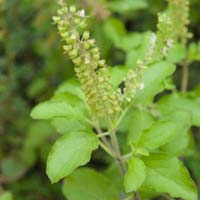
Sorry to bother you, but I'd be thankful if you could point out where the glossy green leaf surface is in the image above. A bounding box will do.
[158,93,200,126]
[124,157,146,192]
[141,154,198,200]
[135,61,176,104]
[46,131,98,183]
[137,111,191,150]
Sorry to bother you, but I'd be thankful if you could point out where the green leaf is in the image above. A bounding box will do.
[0,192,13,200]
[158,93,200,126]
[109,65,129,88]
[24,121,53,149]
[21,121,54,165]
[108,0,147,14]
[137,111,191,151]
[51,117,91,134]
[160,130,192,156]
[124,157,146,192]
[55,79,85,100]
[103,18,126,46]
[141,154,198,200]
[167,43,186,63]
[116,33,143,52]
[127,108,155,143]
[31,93,87,120]
[125,32,152,67]
[46,131,98,183]
[62,168,119,200]
[187,42,200,62]
[104,162,124,192]
[135,61,176,104]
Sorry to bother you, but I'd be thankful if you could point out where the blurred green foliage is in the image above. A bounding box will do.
[0,0,200,199]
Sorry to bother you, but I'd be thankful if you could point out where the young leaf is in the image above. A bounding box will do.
[62,168,119,200]
[46,131,98,183]
[158,93,200,126]
[137,111,191,151]
[141,154,198,200]
[124,157,146,192]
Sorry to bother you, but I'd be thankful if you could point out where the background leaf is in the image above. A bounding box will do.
[0,192,13,200]
[108,0,148,14]
[62,168,119,200]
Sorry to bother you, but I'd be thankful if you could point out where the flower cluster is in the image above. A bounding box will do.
[168,0,191,44]
[122,60,146,103]
[53,3,121,119]
[150,13,174,61]
[122,13,174,104]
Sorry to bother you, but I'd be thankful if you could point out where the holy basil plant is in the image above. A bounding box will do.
[31,0,199,199]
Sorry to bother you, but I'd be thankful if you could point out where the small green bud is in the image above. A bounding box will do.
[93,54,100,61]
[79,21,87,29]
[91,48,99,54]
[52,16,61,23]
[68,34,77,43]
[61,32,69,39]
[69,49,78,58]
[57,9,64,15]
[58,25,66,33]
[102,95,108,101]
[98,60,105,66]
[87,39,95,46]
[108,109,114,114]
[74,18,81,25]
[69,5,76,13]
[83,31,90,40]
[83,70,90,76]
[84,57,90,64]
[63,45,72,52]
[83,41,90,50]
[73,57,82,65]
[98,77,104,83]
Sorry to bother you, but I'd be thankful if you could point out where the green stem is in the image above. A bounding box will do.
[97,132,110,138]
[181,60,189,92]
[133,192,140,200]
[110,130,126,175]
[99,141,114,157]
